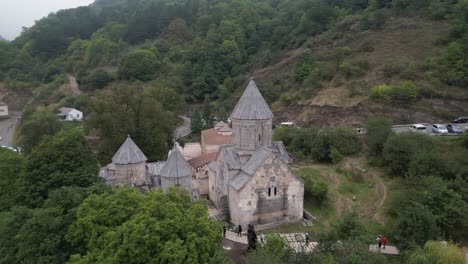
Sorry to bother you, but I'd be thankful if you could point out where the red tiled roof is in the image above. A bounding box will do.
[187,152,217,169]
[201,128,233,146]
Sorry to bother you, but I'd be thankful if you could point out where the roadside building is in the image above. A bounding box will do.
[0,101,8,117]
[57,107,83,121]
[201,121,233,154]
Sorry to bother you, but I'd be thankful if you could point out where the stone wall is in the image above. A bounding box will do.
[228,153,304,226]
[232,119,272,151]
[114,162,147,186]
[161,175,192,193]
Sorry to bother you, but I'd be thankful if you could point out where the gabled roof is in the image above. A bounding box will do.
[146,161,166,176]
[230,80,274,120]
[241,147,272,175]
[187,152,217,169]
[160,147,193,178]
[271,141,291,164]
[112,136,147,164]
[229,171,252,191]
[219,145,241,170]
[58,107,80,115]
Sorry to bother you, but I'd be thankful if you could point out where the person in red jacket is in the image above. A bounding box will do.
[382,236,387,249]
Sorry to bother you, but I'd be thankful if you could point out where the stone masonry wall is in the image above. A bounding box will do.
[228,153,304,226]
[232,119,272,151]
[114,162,147,186]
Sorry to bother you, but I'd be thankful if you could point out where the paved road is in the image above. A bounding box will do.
[176,116,191,139]
[392,123,467,136]
[0,112,21,147]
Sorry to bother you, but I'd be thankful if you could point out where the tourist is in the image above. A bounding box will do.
[223,224,226,238]
[305,233,309,245]
[382,235,387,249]
[260,232,265,244]
[238,225,242,237]
[377,235,382,250]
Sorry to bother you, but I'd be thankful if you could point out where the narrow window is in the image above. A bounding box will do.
[268,188,271,196]
[258,134,261,142]
[274,187,277,196]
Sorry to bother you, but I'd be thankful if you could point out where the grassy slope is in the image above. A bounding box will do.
[251,17,468,126]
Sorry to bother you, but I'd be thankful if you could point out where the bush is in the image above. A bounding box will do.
[338,60,369,79]
[365,117,393,158]
[381,63,404,78]
[370,81,418,104]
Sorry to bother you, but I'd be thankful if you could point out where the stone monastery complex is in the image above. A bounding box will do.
[100,80,304,227]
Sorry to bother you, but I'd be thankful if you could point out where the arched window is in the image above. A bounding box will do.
[268,187,271,197]
[274,187,277,196]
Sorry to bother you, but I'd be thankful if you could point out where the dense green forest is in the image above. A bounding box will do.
[0,0,467,108]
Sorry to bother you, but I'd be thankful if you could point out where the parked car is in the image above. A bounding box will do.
[446,124,464,134]
[432,124,448,134]
[410,124,427,134]
[452,116,468,123]
[0,135,2,141]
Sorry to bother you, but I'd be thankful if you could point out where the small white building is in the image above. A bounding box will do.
[0,101,8,117]
[57,107,83,121]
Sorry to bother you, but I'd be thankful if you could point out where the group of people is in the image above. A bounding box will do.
[222,224,266,250]
[376,235,388,250]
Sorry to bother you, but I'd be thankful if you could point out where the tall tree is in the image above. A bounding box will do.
[67,188,222,263]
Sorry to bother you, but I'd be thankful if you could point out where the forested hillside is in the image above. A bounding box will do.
[0,0,467,124]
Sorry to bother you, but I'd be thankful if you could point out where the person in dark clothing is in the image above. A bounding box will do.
[238,225,242,237]
[223,225,226,238]
[247,225,257,251]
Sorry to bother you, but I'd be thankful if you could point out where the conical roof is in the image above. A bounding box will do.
[160,146,193,178]
[230,80,274,120]
[112,136,147,164]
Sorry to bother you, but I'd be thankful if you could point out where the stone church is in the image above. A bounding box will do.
[99,80,304,227]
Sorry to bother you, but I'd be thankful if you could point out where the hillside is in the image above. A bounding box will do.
[0,0,467,125]
[0,35,6,42]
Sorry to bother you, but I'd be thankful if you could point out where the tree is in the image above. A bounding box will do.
[18,129,101,207]
[117,49,159,81]
[405,241,465,264]
[19,109,62,153]
[67,188,222,263]
[86,83,179,162]
[190,110,203,133]
[365,117,393,158]
[394,202,439,251]
[0,149,23,211]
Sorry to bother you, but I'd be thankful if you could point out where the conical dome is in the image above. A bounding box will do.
[160,147,192,178]
[112,136,147,164]
[230,80,274,120]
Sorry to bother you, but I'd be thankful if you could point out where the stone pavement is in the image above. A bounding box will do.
[278,233,317,253]
[224,230,400,255]
[369,244,400,255]
[225,230,248,244]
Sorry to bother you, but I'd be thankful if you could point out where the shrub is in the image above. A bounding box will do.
[381,63,404,78]
[365,117,393,158]
[370,81,418,103]
[338,60,369,79]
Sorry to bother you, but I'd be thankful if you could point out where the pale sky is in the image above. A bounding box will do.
[0,0,95,40]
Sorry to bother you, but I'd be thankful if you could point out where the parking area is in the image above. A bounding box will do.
[392,123,467,136]
[0,111,21,147]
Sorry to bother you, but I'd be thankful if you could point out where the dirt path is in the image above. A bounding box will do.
[66,74,81,96]
[348,158,387,221]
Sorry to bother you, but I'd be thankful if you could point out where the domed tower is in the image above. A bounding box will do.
[112,135,148,186]
[230,80,274,151]
[160,146,193,193]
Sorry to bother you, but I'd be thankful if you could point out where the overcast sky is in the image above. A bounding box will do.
[0,0,95,40]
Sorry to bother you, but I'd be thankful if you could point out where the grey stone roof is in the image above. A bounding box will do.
[207,161,218,172]
[146,161,166,176]
[220,145,241,169]
[271,141,291,164]
[241,147,272,175]
[229,171,252,191]
[160,147,193,178]
[112,136,148,165]
[230,80,274,120]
